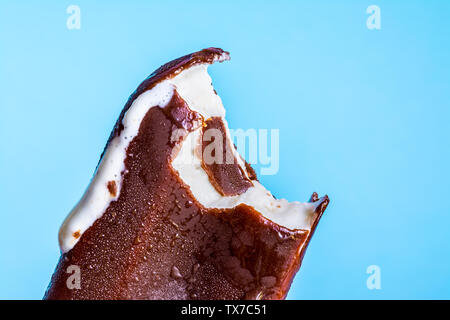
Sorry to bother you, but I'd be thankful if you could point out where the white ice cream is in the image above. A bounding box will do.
[59,60,319,253]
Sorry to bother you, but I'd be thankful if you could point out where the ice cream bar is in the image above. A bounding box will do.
[44,48,329,300]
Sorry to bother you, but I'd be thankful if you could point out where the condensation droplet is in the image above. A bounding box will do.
[170,266,182,279]
[192,263,200,274]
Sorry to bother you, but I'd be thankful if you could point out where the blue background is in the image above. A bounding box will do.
[1,1,449,299]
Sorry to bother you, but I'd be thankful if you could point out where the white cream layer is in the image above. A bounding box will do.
[59,62,318,253]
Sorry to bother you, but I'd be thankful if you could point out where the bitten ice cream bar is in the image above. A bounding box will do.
[44,48,329,300]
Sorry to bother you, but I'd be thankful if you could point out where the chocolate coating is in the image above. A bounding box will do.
[201,117,253,196]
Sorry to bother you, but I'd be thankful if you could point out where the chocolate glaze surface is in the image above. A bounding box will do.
[45,48,329,300]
